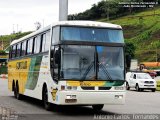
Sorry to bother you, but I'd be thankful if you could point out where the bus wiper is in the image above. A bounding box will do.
[81,61,94,80]
[99,63,112,80]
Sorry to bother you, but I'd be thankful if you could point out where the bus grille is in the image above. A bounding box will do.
[81,87,95,90]
[98,87,112,90]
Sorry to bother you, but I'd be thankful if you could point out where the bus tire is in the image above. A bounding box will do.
[92,104,104,111]
[42,85,51,111]
[13,81,17,98]
[16,82,23,100]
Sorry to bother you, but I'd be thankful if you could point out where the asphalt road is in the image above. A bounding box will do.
[0,78,160,120]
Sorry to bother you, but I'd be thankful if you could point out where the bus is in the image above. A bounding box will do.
[8,21,125,111]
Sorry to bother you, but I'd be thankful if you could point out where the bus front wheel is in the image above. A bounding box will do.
[92,104,104,111]
[43,86,51,111]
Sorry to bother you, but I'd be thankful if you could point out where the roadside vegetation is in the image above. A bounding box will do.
[69,0,160,62]
[109,7,160,62]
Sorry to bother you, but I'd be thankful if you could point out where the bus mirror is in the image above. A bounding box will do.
[55,50,60,64]
[51,58,54,62]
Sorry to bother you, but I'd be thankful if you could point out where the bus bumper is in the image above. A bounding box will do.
[56,91,125,105]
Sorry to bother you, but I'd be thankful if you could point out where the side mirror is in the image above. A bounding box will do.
[55,50,60,65]
[51,58,54,62]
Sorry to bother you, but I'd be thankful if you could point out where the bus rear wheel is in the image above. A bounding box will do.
[13,83,17,98]
[15,82,23,100]
[92,104,104,111]
[43,86,51,111]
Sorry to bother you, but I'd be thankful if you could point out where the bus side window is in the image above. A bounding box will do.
[42,34,46,52]
[45,31,50,51]
[39,34,43,53]
[34,36,41,54]
[16,43,21,57]
[32,37,35,54]
[41,31,50,52]
[27,38,33,55]
[21,41,27,56]
[9,46,12,59]
[12,45,16,58]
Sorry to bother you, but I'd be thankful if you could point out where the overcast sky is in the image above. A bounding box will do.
[0,0,101,35]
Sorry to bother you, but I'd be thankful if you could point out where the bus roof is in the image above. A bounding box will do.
[11,21,122,46]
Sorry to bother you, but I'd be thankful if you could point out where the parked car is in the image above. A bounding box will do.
[126,72,156,92]
[147,71,157,78]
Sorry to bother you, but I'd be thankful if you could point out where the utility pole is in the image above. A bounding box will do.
[59,0,68,21]
[17,24,18,33]
[13,24,15,34]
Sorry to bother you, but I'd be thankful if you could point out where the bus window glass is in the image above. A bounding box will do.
[34,36,41,54]
[27,39,33,55]
[60,45,124,80]
[61,27,124,43]
[12,45,16,58]
[45,31,50,51]
[9,47,12,59]
[21,41,26,56]
[16,43,21,57]
[42,34,46,52]
[97,46,124,80]
[52,27,60,45]
[61,45,95,80]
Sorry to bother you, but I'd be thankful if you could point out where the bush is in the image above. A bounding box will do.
[0,65,8,74]
[0,50,6,55]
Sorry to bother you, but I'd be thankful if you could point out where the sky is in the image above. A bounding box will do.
[0,0,101,35]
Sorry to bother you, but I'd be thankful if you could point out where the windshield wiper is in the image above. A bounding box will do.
[81,61,94,80]
[98,63,112,80]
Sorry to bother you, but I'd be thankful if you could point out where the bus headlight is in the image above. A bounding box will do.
[72,86,77,90]
[61,85,66,90]
[67,86,72,90]
[66,95,76,99]
[66,86,77,90]
[114,86,124,90]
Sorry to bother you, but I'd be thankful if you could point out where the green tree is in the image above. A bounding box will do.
[125,43,135,58]
[0,50,6,55]
[125,43,135,71]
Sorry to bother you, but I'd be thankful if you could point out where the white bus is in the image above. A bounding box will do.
[8,21,125,111]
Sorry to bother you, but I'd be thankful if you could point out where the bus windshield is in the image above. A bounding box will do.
[61,45,124,81]
[61,27,124,43]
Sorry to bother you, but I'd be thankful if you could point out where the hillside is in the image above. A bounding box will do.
[0,32,32,50]
[99,7,160,62]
